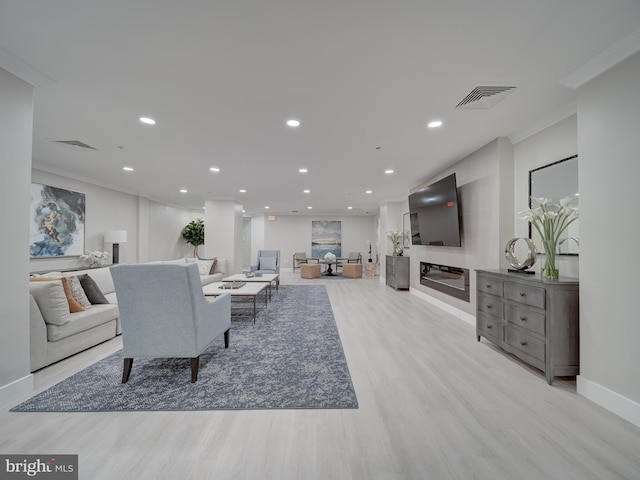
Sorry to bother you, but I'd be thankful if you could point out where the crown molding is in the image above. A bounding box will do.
[508,101,576,145]
[562,27,640,89]
[0,47,53,87]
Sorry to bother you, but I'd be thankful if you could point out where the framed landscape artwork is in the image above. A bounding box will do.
[29,183,86,257]
[311,220,342,258]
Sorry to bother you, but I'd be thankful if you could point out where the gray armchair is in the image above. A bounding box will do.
[110,263,231,383]
[250,250,280,275]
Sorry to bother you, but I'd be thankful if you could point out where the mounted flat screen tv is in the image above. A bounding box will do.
[408,173,462,247]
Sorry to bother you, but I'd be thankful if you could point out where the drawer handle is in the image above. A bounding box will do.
[520,316,527,322]
[520,341,527,346]
[486,284,492,288]
[487,325,493,329]
[519,292,526,297]
[486,305,492,309]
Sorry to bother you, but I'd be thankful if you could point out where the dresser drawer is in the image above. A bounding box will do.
[505,325,545,362]
[505,304,546,336]
[504,282,545,309]
[477,293,503,318]
[477,276,503,296]
[477,313,502,343]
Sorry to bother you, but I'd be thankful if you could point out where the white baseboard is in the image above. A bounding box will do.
[577,375,640,428]
[0,374,33,410]
[410,288,475,326]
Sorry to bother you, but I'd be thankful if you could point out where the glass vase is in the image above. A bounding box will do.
[541,239,559,280]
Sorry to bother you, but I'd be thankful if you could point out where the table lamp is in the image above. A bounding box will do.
[104,230,127,264]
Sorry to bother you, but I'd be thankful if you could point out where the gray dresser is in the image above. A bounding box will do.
[386,255,410,290]
[476,269,579,384]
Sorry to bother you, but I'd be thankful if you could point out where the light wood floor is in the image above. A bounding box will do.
[3,272,640,479]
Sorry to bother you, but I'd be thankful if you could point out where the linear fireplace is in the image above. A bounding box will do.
[419,262,470,302]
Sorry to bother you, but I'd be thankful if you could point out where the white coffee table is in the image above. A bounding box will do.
[222,273,279,300]
[203,281,268,324]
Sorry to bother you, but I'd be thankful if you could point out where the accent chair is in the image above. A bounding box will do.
[293,252,308,271]
[110,262,231,383]
[346,252,362,263]
[250,250,281,275]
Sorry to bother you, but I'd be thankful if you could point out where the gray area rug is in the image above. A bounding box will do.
[12,285,358,411]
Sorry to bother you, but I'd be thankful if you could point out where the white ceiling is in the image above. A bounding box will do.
[2,0,640,216]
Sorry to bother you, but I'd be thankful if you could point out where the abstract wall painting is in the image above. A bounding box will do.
[311,220,342,258]
[30,183,86,257]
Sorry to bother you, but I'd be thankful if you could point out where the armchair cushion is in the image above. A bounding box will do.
[260,256,277,271]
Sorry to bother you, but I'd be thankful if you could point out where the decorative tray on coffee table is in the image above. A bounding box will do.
[219,281,246,289]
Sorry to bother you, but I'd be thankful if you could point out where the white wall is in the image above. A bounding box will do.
[378,201,407,279]
[29,170,199,271]
[513,114,579,278]
[576,51,640,425]
[144,200,200,261]
[259,214,377,271]
[0,68,34,406]
[30,170,139,271]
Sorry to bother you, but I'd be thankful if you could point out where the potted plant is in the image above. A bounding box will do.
[182,218,205,257]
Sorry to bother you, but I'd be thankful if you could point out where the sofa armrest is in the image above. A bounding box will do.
[29,294,48,371]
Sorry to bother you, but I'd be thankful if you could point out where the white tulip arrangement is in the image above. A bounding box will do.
[518,196,578,279]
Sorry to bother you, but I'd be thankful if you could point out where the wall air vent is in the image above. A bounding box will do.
[456,85,516,109]
[52,140,98,151]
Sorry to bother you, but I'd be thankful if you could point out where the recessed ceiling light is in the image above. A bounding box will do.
[209,167,220,172]
[365,190,373,194]
[347,206,353,210]
[265,206,270,209]
[303,189,310,194]
[179,189,188,193]
[140,117,156,125]
[239,189,247,193]
[307,206,313,209]
[286,119,300,127]
[299,168,308,173]
[122,166,134,172]
[428,120,443,128]
[385,169,394,174]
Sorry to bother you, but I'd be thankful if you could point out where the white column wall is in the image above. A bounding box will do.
[204,200,243,274]
[576,51,640,426]
[409,138,513,317]
[0,68,34,406]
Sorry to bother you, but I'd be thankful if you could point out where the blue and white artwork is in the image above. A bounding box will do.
[311,220,342,258]
[30,183,85,257]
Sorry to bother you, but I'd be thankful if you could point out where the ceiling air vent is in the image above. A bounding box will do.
[456,85,516,109]
[52,140,98,151]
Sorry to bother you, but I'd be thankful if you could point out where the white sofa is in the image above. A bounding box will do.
[29,257,229,372]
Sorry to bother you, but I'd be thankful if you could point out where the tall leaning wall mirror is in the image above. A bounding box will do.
[529,154,579,255]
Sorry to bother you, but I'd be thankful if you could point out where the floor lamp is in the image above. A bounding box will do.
[105,230,127,264]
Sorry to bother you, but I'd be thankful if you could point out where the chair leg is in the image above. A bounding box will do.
[224,328,230,348]
[122,358,133,383]
[190,356,200,383]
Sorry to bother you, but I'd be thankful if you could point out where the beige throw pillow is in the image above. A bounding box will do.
[30,276,85,313]
[29,280,71,325]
